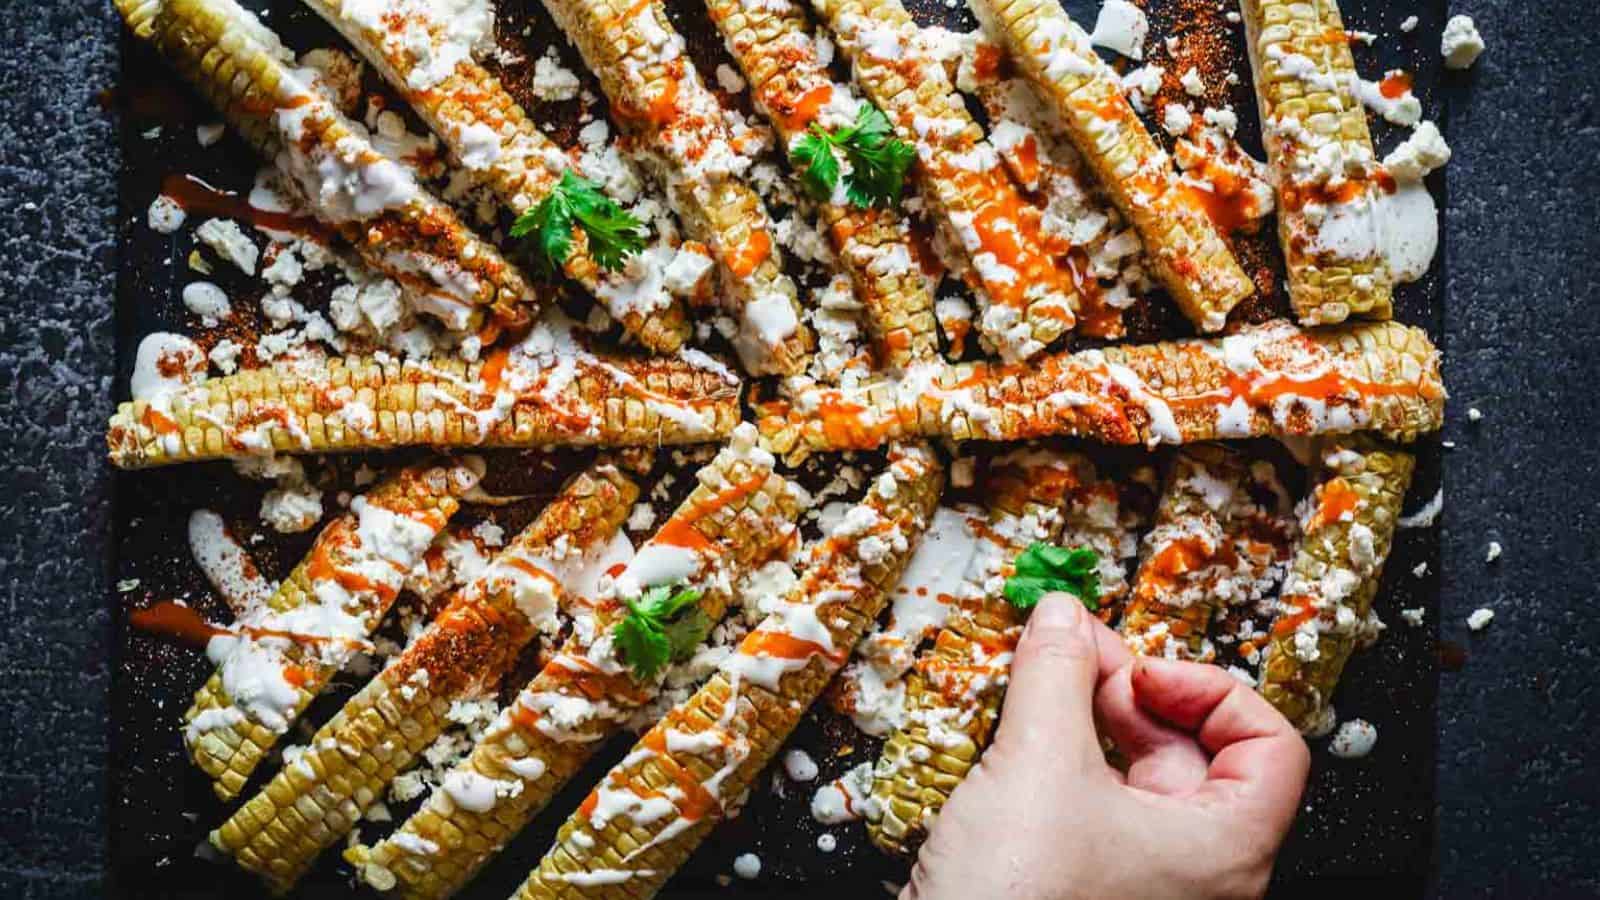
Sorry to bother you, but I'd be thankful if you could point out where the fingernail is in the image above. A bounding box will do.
[1032,591,1084,629]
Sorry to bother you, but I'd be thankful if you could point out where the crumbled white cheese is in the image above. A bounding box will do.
[1485,541,1502,563]
[1441,15,1485,70]
[147,195,187,234]
[627,502,656,532]
[1467,607,1495,631]
[1412,561,1429,578]
[1202,105,1238,136]
[816,833,837,852]
[195,218,259,275]
[197,122,226,147]
[1383,121,1452,182]
[531,49,581,101]
[715,63,746,94]
[783,748,819,782]
[181,281,231,326]
[1400,607,1425,626]
[1119,64,1165,112]
[1399,15,1419,33]
[260,483,324,534]
[1161,103,1192,136]
[1328,719,1378,759]
[1089,0,1148,61]
[732,853,761,880]
[1467,406,1483,421]
[1179,67,1206,97]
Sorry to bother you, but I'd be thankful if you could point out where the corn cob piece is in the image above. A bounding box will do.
[967,0,1252,332]
[347,426,804,899]
[533,0,812,375]
[117,0,540,335]
[296,0,691,353]
[811,0,1082,362]
[1240,0,1394,325]
[106,313,742,469]
[1120,445,1292,656]
[515,443,943,898]
[210,463,638,893]
[758,318,1444,462]
[184,460,480,801]
[867,446,1085,856]
[1259,440,1414,732]
[698,0,937,368]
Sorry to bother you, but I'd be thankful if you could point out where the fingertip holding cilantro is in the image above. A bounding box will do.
[789,103,915,210]
[613,582,707,679]
[510,170,647,277]
[1003,543,1101,612]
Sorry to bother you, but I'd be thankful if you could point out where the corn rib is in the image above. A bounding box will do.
[534,0,812,375]
[210,463,638,892]
[757,319,1444,462]
[515,444,943,898]
[811,0,1082,362]
[183,460,480,802]
[699,0,938,367]
[867,446,1085,856]
[346,426,804,899]
[967,0,1252,331]
[106,314,742,469]
[1240,0,1394,324]
[1259,440,1414,732]
[117,0,540,334]
[296,0,691,352]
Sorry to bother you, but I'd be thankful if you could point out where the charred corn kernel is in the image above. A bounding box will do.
[297,0,691,353]
[348,427,805,900]
[117,0,540,334]
[868,446,1086,856]
[1259,440,1414,732]
[184,460,480,802]
[515,444,943,898]
[757,319,1444,462]
[1240,0,1394,325]
[106,315,743,469]
[968,0,1252,331]
[699,0,937,368]
[210,463,637,892]
[535,0,812,375]
[812,0,1082,363]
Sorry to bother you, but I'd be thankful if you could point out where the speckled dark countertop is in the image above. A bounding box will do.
[1,0,1596,897]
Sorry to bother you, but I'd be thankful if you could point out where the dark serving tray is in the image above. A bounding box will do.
[107,0,1448,895]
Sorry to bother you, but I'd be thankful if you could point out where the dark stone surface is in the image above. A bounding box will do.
[0,1,1595,899]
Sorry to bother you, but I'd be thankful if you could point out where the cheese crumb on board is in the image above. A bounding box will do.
[1089,0,1149,60]
[1328,719,1378,759]
[732,853,761,880]
[1485,541,1502,563]
[1442,15,1485,70]
[1467,608,1495,631]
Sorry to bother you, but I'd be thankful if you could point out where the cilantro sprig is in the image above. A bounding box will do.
[789,103,916,210]
[1003,543,1102,612]
[510,170,647,276]
[612,583,707,680]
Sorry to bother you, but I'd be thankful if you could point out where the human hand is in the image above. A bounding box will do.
[902,593,1310,900]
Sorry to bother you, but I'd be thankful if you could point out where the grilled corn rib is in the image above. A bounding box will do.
[867,447,1089,856]
[106,314,742,469]
[534,0,812,375]
[1120,446,1251,660]
[1240,0,1394,325]
[811,0,1081,362]
[699,0,937,368]
[347,426,804,899]
[296,0,691,353]
[757,318,1444,462]
[184,460,481,802]
[117,0,539,334]
[1259,440,1414,732]
[210,463,638,893]
[968,0,1252,332]
[516,444,943,898]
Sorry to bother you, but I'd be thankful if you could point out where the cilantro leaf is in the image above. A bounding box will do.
[511,170,646,276]
[787,103,915,210]
[1003,542,1102,612]
[612,583,705,679]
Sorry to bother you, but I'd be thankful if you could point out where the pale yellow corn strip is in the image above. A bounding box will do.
[1259,441,1414,731]
[757,319,1444,462]
[347,435,804,900]
[106,321,743,469]
[812,0,1082,362]
[183,461,479,801]
[1241,0,1394,324]
[535,0,812,375]
[119,0,541,334]
[700,0,937,367]
[210,463,638,893]
[969,0,1252,331]
[515,444,943,898]
[297,0,690,352]
[868,447,1087,857]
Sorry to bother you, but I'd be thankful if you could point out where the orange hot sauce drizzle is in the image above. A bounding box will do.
[1306,477,1361,532]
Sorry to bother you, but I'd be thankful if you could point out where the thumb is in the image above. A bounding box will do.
[991,592,1109,770]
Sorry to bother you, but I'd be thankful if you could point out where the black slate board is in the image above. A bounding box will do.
[107,0,1448,896]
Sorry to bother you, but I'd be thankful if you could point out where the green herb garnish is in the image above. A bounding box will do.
[1003,543,1102,612]
[612,582,707,680]
[789,103,916,210]
[510,170,647,276]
